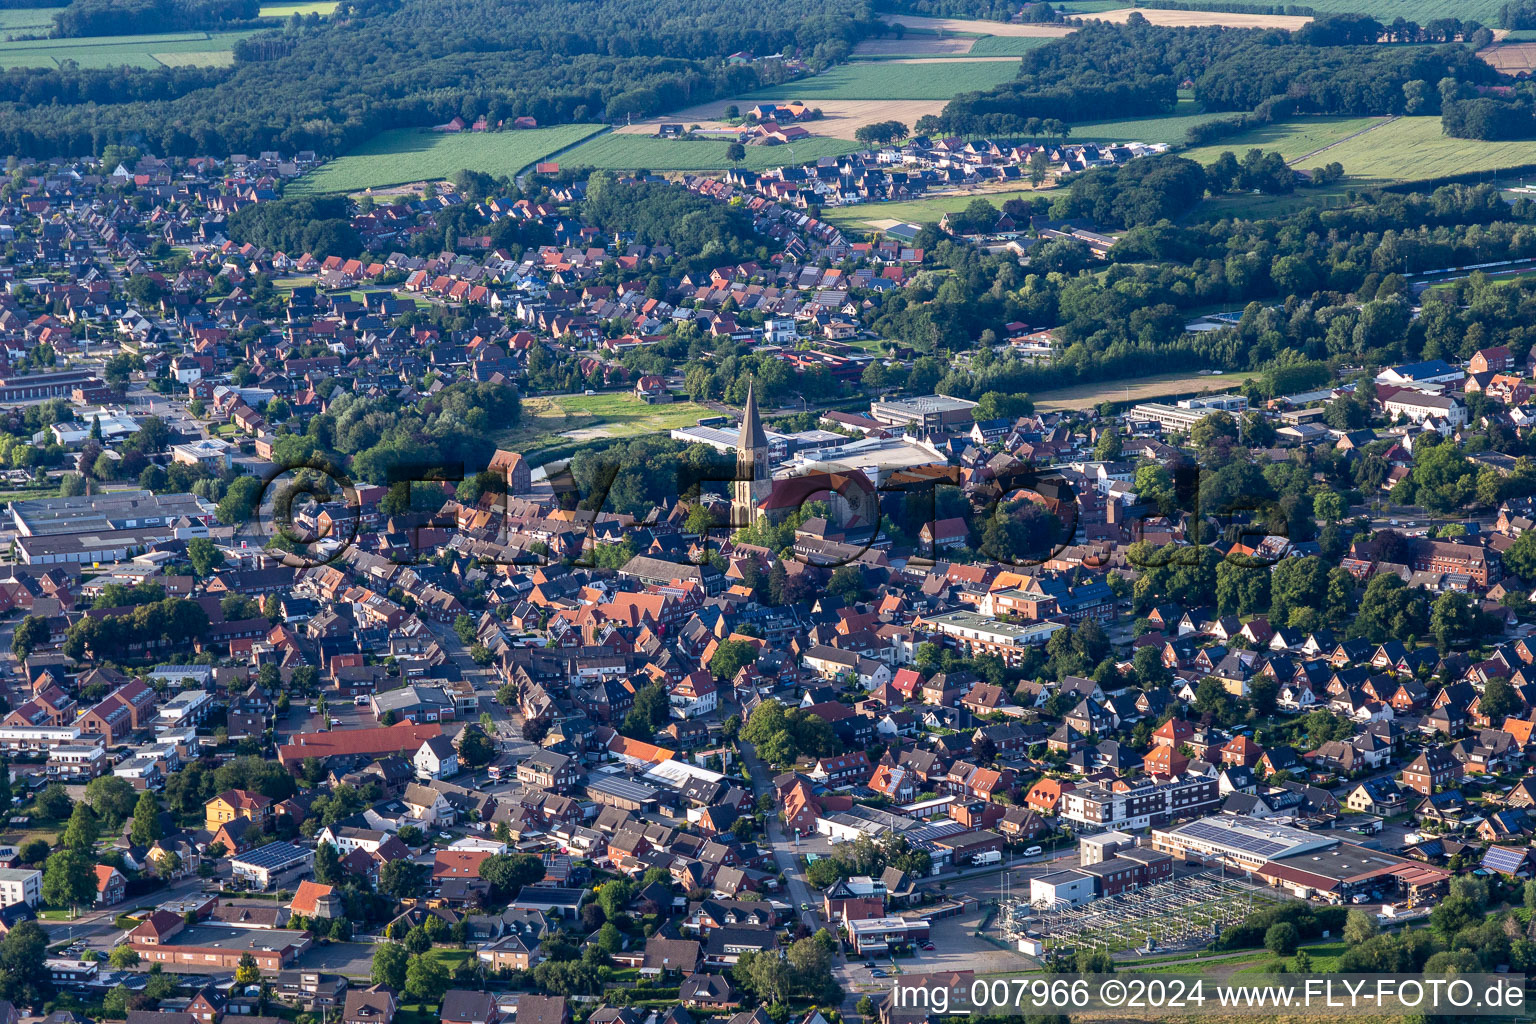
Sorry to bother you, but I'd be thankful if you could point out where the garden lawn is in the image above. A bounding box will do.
[289,124,607,193]
[558,133,859,172]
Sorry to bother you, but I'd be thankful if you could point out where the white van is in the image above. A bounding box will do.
[1023,845,1043,857]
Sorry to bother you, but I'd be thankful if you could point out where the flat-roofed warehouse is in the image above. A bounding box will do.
[585,773,660,812]
[1255,843,1451,902]
[1151,814,1334,871]
[10,490,212,536]
[15,526,203,566]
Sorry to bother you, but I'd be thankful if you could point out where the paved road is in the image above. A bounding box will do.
[738,739,818,919]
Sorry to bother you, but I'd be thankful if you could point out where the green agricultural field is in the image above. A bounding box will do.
[290,124,607,193]
[0,28,258,67]
[1054,0,1129,11]
[258,0,339,14]
[1318,116,1536,183]
[1066,102,1236,145]
[558,132,859,172]
[735,60,1020,101]
[1179,116,1389,165]
[494,393,714,454]
[1288,0,1501,21]
[965,35,1056,55]
[0,7,53,35]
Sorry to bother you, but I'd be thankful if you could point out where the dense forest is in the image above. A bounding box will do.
[0,0,882,158]
[51,0,259,37]
[227,195,361,260]
[927,17,1499,136]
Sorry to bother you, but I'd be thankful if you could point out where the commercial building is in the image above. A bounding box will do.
[1255,843,1451,903]
[869,394,979,433]
[0,369,102,403]
[916,610,1066,666]
[231,842,314,889]
[1057,774,1220,832]
[845,915,931,955]
[17,525,205,566]
[1151,815,1334,872]
[10,490,212,537]
[170,438,235,470]
[129,909,312,970]
[1128,395,1248,433]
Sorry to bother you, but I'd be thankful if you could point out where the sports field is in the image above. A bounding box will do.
[735,60,1021,101]
[1180,116,1389,166]
[1033,370,1254,412]
[0,28,258,67]
[290,124,607,193]
[557,133,859,172]
[494,393,713,454]
[1318,116,1536,183]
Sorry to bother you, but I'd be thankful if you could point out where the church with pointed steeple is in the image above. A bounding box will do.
[732,379,773,527]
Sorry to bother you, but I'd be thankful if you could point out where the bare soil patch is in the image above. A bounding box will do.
[1478,41,1536,74]
[879,14,1076,36]
[615,98,950,141]
[1082,6,1312,27]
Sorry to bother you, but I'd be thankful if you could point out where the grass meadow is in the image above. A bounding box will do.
[559,133,859,172]
[0,27,257,67]
[290,124,607,192]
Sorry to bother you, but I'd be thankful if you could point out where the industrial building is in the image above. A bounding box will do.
[1151,815,1334,871]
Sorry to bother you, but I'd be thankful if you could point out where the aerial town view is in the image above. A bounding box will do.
[3,0,1536,1022]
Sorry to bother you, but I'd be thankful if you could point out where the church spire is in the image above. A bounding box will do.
[738,377,768,453]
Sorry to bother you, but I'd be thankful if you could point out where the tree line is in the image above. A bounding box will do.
[0,0,886,159]
[50,0,259,37]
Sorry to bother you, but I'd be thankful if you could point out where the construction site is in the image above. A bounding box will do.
[997,872,1289,958]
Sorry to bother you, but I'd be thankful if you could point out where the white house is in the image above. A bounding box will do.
[668,672,718,720]
[414,735,458,781]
